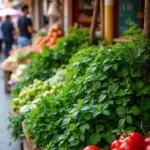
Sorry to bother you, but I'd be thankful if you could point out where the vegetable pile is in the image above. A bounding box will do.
[8,26,150,150]
[23,30,150,149]
[11,69,67,113]
[11,26,89,98]
[1,50,34,70]
[10,64,27,82]
[110,132,148,150]
[31,25,63,51]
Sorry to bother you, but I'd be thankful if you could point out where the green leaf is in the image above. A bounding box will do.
[100,74,107,81]
[118,118,125,128]
[126,115,132,124]
[69,124,76,131]
[102,81,109,88]
[62,118,71,126]
[58,135,65,141]
[103,110,111,116]
[90,133,101,145]
[125,126,136,131]
[80,135,85,142]
[112,64,118,71]
[136,81,144,89]
[79,123,90,134]
[111,83,119,93]
[104,65,112,71]
[84,114,92,121]
[70,140,80,146]
[93,81,101,90]
[69,136,76,142]
[118,67,128,77]
[130,106,141,115]
[141,86,150,94]
[96,124,104,132]
[98,94,106,103]
[116,107,126,115]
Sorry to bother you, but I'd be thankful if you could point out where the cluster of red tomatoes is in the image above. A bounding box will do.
[111,132,150,150]
[24,26,63,52]
[84,132,150,150]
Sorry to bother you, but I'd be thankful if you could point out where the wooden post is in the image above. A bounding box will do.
[100,0,104,37]
[89,0,100,45]
[104,0,114,44]
[144,0,150,39]
[144,0,150,82]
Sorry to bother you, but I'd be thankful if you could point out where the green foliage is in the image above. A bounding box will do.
[8,114,25,140]
[11,26,90,98]
[16,51,35,63]
[34,31,47,39]
[24,31,150,149]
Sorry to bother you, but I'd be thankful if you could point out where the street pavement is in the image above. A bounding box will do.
[0,56,20,150]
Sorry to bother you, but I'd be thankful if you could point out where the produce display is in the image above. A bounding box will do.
[30,25,63,52]
[110,132,150,150]
[12,79,51,113]
[34,30,48,40]
[84,132,150,150]
[1,50,34,71]
[11,26,89,98]
[84,146,103,150]
[8,26,150,150]
[11,69,67,113]
[23,29,150,149]
[10,64,27,82]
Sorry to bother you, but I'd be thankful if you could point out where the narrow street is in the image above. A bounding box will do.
[0,57,20,150]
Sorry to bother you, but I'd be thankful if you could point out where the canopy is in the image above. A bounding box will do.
[0,8,22,17]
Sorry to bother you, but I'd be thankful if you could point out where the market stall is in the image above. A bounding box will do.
[5,0,150,150]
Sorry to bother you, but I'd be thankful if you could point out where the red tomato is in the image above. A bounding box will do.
[145,137,150,145]
[111,140,121,149]
[84,145,102,150]
[145,145,150,150]
[118,141,136,150]
[130,132,145,149]
[119,132,145,149]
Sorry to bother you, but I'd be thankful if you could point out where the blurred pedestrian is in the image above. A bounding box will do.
[18,4,32,48]
[1,15,14,57]
[0,17,3,54]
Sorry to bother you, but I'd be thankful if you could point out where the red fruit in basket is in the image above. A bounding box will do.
[52,31,58,38]
[119,132,145,149]
[145,145,150,150]
[111,140,121,149]
[84,145,102,150]
[53,25,60,31]
[145,137,150,145]
[57,30,63,36]
[118,140,136,150]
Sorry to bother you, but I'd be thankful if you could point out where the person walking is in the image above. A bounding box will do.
[1,15,14,58]
[18,4,33,48]
[0,17,3,54]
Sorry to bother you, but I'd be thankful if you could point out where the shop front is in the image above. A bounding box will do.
[64,0,144,43]
[114,0,144,38]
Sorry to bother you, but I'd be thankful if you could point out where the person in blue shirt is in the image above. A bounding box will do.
[1,15,14,57]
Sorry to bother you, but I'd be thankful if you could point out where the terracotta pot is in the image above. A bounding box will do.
[22,121,41,150]
[11,105,17,116]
